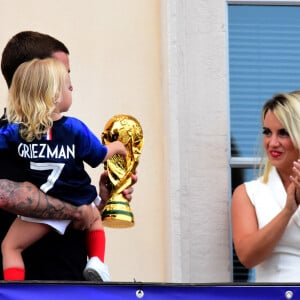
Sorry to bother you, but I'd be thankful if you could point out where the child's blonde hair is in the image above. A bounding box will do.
[7,58,68,142]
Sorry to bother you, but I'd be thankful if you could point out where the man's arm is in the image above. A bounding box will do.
[0,179,98,229]
[0,171,138,229]
[98,170,137,211]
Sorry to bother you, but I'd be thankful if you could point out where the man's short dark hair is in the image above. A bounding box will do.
[1,31,69,87]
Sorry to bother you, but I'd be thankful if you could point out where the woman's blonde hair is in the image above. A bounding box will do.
[261,91,300,183]
[7,57,68,142]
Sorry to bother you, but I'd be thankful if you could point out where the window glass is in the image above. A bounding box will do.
[229,5,300,158]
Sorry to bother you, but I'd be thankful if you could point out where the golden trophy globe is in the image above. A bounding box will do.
[101,114,144,228]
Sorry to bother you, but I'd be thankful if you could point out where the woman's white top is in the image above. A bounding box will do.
[245,166,300,282]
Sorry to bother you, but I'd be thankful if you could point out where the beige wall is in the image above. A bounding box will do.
[0,0,165,282]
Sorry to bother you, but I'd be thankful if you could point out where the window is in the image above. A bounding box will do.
[228,1,300,282]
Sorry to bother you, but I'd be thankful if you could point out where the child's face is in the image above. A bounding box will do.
[59,73,73,113]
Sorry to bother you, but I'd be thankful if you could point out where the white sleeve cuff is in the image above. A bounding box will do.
[94,195,102,206]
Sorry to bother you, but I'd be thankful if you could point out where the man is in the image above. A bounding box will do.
[0,31,137,280]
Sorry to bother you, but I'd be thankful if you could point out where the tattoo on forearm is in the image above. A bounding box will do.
[0,179,79,220]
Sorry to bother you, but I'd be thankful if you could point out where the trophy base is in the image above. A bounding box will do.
[102,216,134,228]
[101,198,134,228]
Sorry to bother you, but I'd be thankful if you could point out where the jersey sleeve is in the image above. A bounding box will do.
[0,124,19,149]
[71,118,108,167]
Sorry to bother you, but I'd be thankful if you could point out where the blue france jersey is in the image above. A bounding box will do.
[0,116,108,206]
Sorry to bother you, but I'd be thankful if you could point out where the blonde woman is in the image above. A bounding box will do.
[0,58,126,281]
[232,91,300,282]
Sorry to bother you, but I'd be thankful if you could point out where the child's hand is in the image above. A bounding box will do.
[114,140,127,157]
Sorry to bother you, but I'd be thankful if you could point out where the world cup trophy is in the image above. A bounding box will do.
[101,114,144,228]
